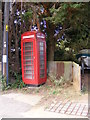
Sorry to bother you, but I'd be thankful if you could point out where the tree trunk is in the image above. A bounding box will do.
[46,22,55,61]
[8,4,17,81]
[15,24,20,73]
[36,16,41,32]
[8,12,13,67]
[32,6,36,26]
[32,5,40,31]
[48,38,55,61]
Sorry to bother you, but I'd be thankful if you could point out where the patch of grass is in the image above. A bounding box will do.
[46,85,51,90]
[52,90,57,95]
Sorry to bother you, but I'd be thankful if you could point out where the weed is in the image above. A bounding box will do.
[11,73,26,89]
[49,75,65,87]
[35,89,39,93]
[1,76,7,91]
[46,85,50,90]
[53,90,57,95]
[1,72,26,91]
[81,86,87,94]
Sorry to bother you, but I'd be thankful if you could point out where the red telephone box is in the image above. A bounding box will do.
[21,31,47,86]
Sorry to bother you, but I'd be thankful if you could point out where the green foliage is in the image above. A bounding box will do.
[1,76,7,91]
[62,3,69,9]
[46,3,89,61]
[54,48,78,63]
[81,86,87,94]
[45,3,89,39]
[70,3,82,8]
[11,73,26,89]
[52,90,57,95]
[1,72,26,91]
[49,75,65,87]
[54,76,65,86]
[22,9,33,22]
[45,5,67,24]
[45,3,83,25]
[1,76,11,91]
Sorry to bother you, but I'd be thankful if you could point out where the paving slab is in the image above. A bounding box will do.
[23,106,87,118]
[45,100,88,118]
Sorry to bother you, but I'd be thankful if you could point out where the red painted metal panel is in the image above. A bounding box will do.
[36,33,47,85]
[21,31,47,85]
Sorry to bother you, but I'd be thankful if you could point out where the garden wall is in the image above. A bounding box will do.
[48,61,81,91]
[0,62,1,91]
[72,62,81,91]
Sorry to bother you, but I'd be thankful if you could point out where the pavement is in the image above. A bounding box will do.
[0,92,89,119]
[45,100,88,117]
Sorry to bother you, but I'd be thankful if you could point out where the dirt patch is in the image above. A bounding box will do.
[1,78,88,108]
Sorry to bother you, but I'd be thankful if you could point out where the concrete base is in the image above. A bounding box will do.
[26,82,45,87]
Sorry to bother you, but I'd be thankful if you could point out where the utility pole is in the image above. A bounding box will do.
[0,2,2,63]
[2,2,10,85]
[0,1,2,91]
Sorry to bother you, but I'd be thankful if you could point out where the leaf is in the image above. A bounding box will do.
[23,10,33,22]
[70,3,82,8]
[62,3,69,9]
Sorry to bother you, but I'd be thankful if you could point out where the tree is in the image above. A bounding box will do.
[6,2,89,82]
[45,3,89,55]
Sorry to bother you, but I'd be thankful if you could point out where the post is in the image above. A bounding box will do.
[0,1,2,91]
[2,2,10,85]
[0,2,2,63]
